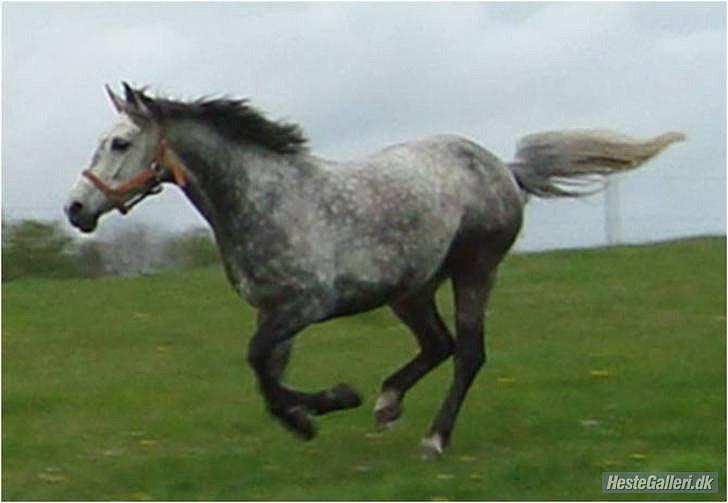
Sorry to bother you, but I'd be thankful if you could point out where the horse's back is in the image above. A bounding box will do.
[312,135,524,309]
[359,134,523,234]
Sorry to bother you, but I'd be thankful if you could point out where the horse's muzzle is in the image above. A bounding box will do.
[65,200,99,233]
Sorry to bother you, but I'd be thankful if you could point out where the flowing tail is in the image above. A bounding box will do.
[508,129,685,198]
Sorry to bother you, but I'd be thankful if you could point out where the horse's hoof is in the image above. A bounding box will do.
[374,391,402,430]
[331,383,363,410]
[420,433,445,460]
[375,407,401,430]
[280,405,316,440]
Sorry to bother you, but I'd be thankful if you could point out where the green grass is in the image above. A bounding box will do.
[3,237,725,500]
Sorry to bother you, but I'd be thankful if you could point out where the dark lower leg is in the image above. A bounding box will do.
[265,341,361,416]
[249,304,362,439]
[423,269,496,455]
[376,298,454,426]
[426,335,485,449]
[266,340,293,381]
[381,316,453,392]
[248,303,321,438]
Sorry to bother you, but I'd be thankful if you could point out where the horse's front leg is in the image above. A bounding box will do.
[258,308,294,382]
[247,299,362,440]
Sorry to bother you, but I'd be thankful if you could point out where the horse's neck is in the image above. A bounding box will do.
[168,122,310,237]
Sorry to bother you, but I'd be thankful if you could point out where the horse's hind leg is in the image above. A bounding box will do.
[421,264,498,457]
[376,291,454,429]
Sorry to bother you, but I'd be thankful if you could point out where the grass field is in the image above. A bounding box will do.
[2,237,725,500]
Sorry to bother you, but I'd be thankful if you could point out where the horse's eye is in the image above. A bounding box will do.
[110,137,131,152]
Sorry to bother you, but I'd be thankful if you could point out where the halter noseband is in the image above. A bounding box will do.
[82,135,188,215]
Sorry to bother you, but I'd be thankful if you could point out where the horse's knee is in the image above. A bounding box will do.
[247,337,272,373]
[430,334,455,360]
[456,346,486,378]
[246,348,262,369]
[266,341,293,380]
[468,351,486,371]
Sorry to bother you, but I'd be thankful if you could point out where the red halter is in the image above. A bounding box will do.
[82,136,188,215]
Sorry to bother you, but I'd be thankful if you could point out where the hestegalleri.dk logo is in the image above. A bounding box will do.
[602,472,718,493]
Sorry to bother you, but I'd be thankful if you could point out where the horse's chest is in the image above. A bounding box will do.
[225,257,295,308]
[219,223,330,308]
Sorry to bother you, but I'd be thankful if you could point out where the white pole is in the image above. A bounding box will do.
[605,176,621,246]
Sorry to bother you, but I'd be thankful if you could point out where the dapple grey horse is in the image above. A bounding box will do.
[65,83,684,456]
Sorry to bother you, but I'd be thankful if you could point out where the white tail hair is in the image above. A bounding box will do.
[508,129,686,198]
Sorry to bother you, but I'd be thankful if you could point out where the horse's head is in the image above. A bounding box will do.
[64,83,186,233]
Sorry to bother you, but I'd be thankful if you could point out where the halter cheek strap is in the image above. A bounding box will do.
[158,139,188,187]
[82,136,188,215]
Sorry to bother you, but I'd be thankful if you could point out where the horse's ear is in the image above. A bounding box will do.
[105,84,125,112]
[122,81,136,103]
[120,81,152,124]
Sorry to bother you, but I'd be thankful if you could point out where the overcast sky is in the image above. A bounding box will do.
[2,2,725,251]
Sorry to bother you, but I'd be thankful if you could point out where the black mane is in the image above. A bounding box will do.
[139,90,308,154]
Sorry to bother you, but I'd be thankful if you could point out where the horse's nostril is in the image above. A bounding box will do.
[68,201,84,216]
